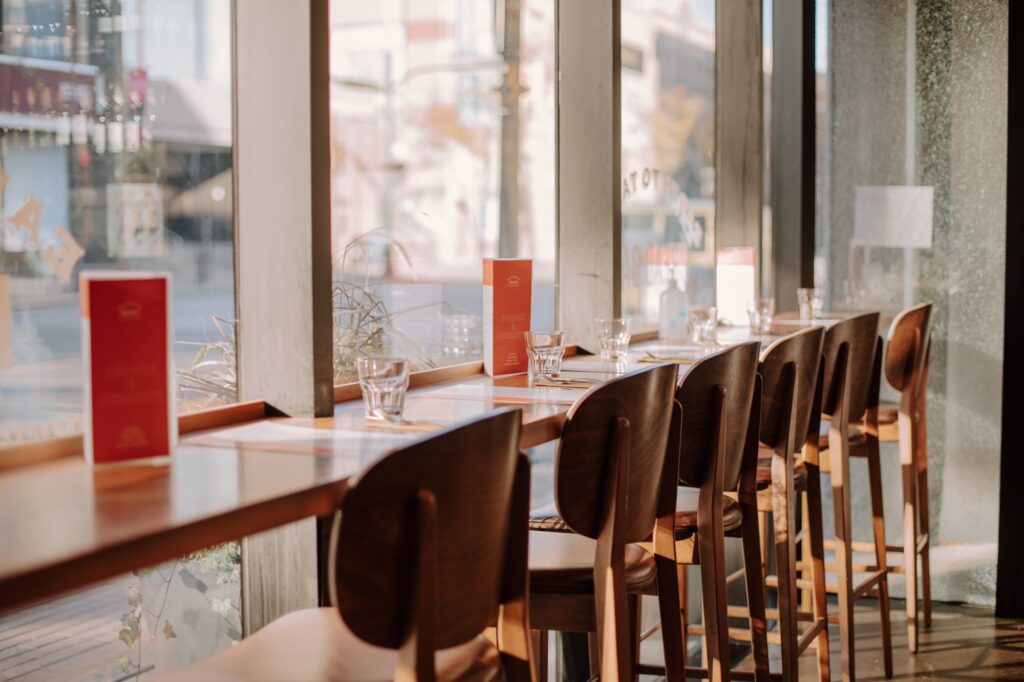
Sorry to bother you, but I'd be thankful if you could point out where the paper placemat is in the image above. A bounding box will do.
[187,420,417,454]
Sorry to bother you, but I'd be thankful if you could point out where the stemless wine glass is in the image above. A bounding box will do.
[524,331,566,382]
[689,306,719,347]
[595,318,632,362]
[746,297,775,334]
[797,287,825,320]
[356,357,410,421]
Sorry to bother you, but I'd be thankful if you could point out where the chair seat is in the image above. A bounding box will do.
[529,531,658,594]
[817,428,869,454]
[755,446,808,491]
[150,607,499,682]
[528,502,572,532]
[674,486,742,535]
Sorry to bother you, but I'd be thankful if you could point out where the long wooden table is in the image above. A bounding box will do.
[0,326,819,614]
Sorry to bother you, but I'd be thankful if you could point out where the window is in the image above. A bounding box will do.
[0,0,236,447]
[329,0,556,381]
[620,0,716,330]
[815,0,1006,604]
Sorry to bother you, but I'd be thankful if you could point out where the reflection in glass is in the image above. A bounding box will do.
[621,0,716,330]
[330,0,556,382]
[0,0,236,447]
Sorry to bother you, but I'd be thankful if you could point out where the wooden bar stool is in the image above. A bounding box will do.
[640,342,770,682]
[153,409,533,682]
[526,363,684,681]
[748,327,831,681]
[812,312,894,681]
[865,303,934,652]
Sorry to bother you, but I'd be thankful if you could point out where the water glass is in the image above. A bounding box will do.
[797,287,825,320]
[595,318,632,362]
[746,297,775,334]
[524,331,565,382]
[689,306,718,346]
[356,357,410,421]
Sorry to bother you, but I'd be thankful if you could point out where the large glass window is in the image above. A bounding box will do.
[0,0,236,447]
[329,0,556,381]
[620,0,716,330]
[816,0,1006,605]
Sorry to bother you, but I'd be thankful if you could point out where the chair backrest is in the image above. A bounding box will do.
[330,409,524,652]
[758,327,824,452]
[676,342,760,490]
[820,313,880,422]
[554,363,678,543]
[884,302,933,394]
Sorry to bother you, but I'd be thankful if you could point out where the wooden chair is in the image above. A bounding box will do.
[812,312,894,680]
[526,363,683,681]
[643,342,770,682]
[856,303,934,653]
[749,327,831,681]
[152,409,533,682]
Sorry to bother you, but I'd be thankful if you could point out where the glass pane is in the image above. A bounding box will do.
[0,545,241,680]
[817,0,1005,604]
[621,0,716,330]
[0,0,236,448]
[329,0,556,381]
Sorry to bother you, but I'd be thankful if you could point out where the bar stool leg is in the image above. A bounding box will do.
[741,509,771,681]
[917,410,933,630]
[830,449,856,682]
[899,412,919,654]
[867,441,894,677]
[804,467,831,682]
[770,457,799,682]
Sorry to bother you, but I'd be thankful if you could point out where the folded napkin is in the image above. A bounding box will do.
[363,418,444,434]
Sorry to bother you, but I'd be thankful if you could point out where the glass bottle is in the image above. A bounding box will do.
[658,272,688,343]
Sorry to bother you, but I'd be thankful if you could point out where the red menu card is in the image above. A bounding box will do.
[483,258,532,376]
[81,272,175,464]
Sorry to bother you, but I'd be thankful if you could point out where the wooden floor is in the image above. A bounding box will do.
[2,576,1022,681]
[789,599,1024,681]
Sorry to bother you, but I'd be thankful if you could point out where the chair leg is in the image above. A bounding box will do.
[678,563,690,670]
[830,455,856,682]
[532,631,548,681]
[917,409,933,630]
[800,500,813,614]
[866,444,894,678]
[697,526,730,682]
[770,457,798,682]
[656,556,686,682]
[899,410,919,655]
[804,469,831,682]
[628,594,642,682]
[918,464,933,629]
[741,512,771,681]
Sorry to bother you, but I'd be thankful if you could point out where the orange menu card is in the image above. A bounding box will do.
[81,272,176,465]
[483,258,532,376]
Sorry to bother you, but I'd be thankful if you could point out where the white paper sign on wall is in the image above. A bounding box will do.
[854,185,934,249]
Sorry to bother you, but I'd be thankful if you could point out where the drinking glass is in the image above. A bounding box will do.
[689,306,718,346]
[595,318,632,362]
[797,287,825,320]
[524,331,566,382]
[746,297,775,334]
[356,357,410,421]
